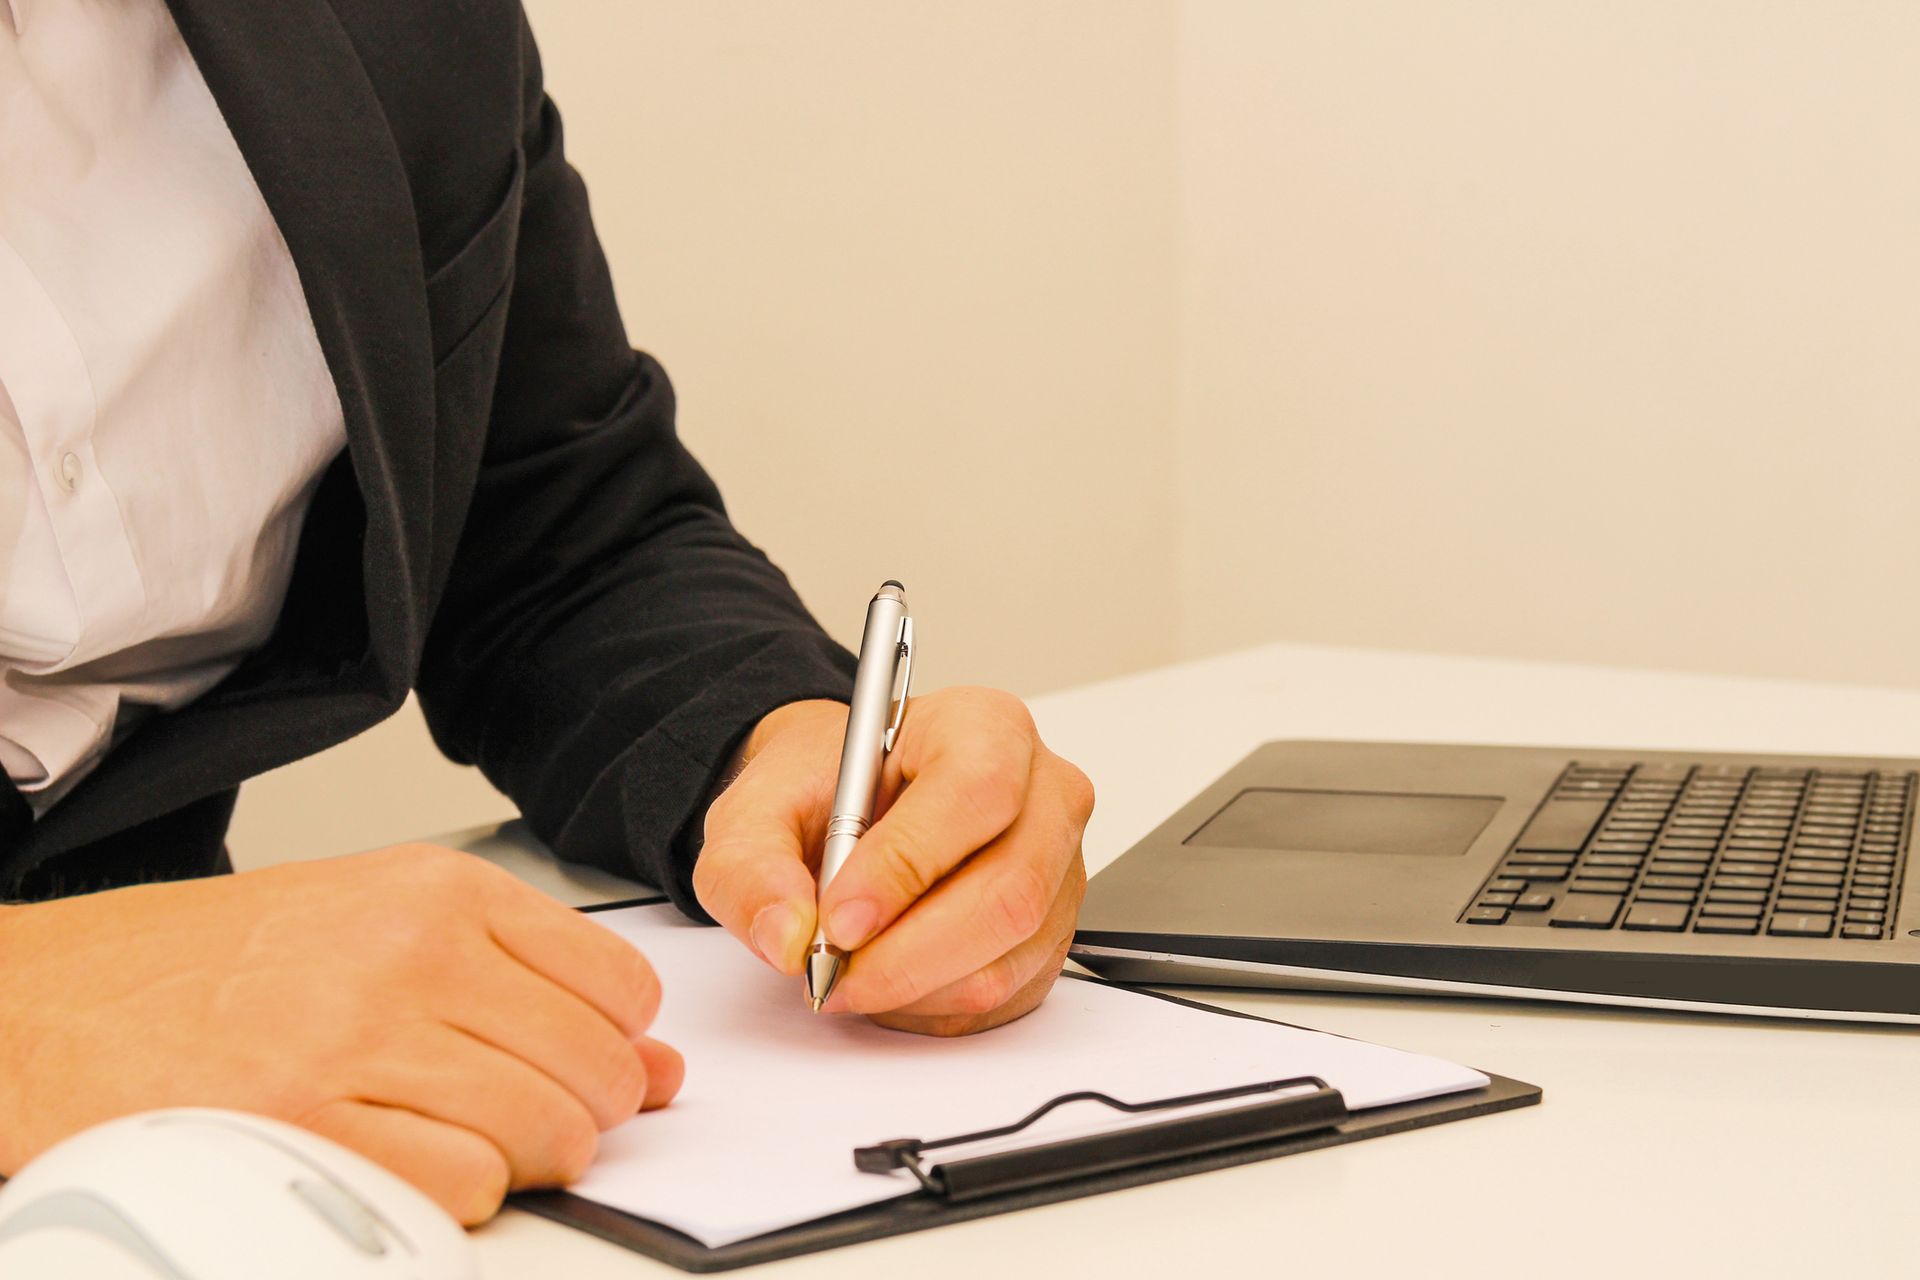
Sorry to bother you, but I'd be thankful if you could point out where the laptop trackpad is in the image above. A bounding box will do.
[1184,788,1502,858]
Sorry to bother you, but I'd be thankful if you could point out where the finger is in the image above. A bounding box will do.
[445,938,656,1130]
[865,855,1085,1025]
[819,689,1036,951]
[867,944,1071,1038]
[353,1021,601,1192]
[635,1036,686,1110]
[691,746,831,974]
[827,760,1084,1013]
[298,1099,510,1227]
[480,871,665,1039]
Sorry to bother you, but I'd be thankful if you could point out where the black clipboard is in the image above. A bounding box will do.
[516,900,1542,1272]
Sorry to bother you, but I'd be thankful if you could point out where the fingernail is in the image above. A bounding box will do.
[826,898,880,949]
[751,902,802,970]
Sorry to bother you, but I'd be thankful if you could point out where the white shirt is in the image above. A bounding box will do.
[0,0,347,807]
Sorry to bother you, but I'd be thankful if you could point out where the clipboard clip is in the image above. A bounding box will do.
[854,1076,1348,1204]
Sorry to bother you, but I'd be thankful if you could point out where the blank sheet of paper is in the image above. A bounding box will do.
[569,904,1487,1248]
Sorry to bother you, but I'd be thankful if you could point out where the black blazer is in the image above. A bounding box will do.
[0,1,856,913]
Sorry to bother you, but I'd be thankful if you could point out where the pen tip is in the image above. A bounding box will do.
[806,947,844,1013]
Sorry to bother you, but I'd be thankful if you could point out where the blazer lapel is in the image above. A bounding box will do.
[165,0,435,688]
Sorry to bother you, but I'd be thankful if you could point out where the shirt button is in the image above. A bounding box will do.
[58,452,81,492]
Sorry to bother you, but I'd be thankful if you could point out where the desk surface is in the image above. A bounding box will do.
[447,643,1919,1279]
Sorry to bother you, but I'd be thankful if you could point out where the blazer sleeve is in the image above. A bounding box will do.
[414,15,856,920]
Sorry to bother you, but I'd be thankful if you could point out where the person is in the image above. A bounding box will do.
[0,0,1093,1224]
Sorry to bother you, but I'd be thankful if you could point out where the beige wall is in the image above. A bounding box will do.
[236,2,1920,864]
[1173,0,1920,688]
[529,0,1182,698]
[233,2,1180,863]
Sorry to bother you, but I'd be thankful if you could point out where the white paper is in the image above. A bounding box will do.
[570,904,1487,1248]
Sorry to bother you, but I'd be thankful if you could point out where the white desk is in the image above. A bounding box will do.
[451,643,1918,1278]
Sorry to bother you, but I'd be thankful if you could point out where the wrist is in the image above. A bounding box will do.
[0,900,46,1171]
[742,698,845,764]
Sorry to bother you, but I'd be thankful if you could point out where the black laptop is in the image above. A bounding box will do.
[1071,741,1918,1023]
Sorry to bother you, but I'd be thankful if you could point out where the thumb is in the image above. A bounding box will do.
[690,757,824,976]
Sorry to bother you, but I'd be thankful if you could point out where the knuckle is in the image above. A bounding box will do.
[615,947,663,1031]
[996,690,1039,734]
[955,685,1033,732]
[959,753,1028,827]
[387,841,464,874]
[700,787,744,846]
[449,1142,512,1226]
[690,837,762,929]
[691,852,721,909]
[691,848,750,927]
[392,844,500,902]
[989,860,1054,944]
[1059,761,1096,821]
[373,910,448,970]
[874,823,940,901]
[599,1045,649,1123]
[547,1110,601,1185]
[954,963,1018,1016]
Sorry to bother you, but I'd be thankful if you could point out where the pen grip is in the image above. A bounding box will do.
[817,818,867,890]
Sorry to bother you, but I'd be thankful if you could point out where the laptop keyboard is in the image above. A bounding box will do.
[1459,763,1910,939]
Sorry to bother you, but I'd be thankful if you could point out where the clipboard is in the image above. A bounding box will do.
[514,905,1541,1272]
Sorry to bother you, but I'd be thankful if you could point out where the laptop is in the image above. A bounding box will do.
[1070,741,1918,1023]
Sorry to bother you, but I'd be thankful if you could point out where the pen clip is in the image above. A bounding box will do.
[883,614,914,754]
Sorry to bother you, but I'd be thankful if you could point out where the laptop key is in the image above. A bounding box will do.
[1465,906,1509,924]
[1513,891,1556,912]
[1775,896,1837,914]
[1693,915,1760,935]
[1549,893,1622,928]
[1841,923,1882,939]
[1698,901,1762,918]
[1635,888,1697,903]
[1514,800,1610,853]
[1716,861,1776,877]
[1622,902,1689,931]
[1767,913,1834,938]
[1569,878,1630,896]
[1480,892,1519,907]
[1488,878,1528,894]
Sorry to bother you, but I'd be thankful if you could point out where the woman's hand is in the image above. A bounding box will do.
[693,687,1094,1036]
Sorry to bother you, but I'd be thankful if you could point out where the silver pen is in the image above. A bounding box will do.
[806,580,915,1012]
